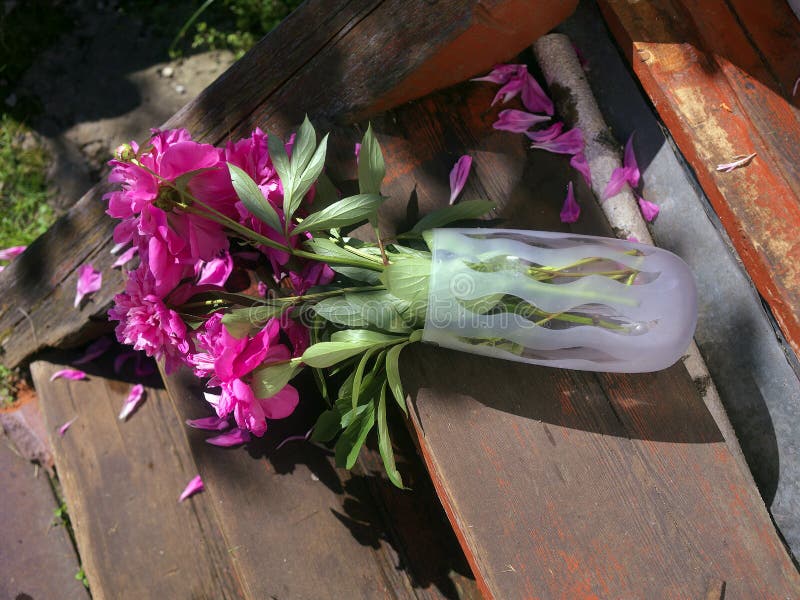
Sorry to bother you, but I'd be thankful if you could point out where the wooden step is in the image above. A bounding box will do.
[598,0,800,361]
[32,351,478,599]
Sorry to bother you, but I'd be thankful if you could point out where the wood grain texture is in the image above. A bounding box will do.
[162,366,479,599]
[362,74,800,597]
[597,0,800,360]
[0,0,575,369]
[0,426,88,600]
[30,358,246,600]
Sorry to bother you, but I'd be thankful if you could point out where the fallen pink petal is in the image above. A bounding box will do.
[354,142,361,163]
[186,415,231,431]
[526,122,564,143]
[638,197,660,222]
[603,167,631,199]
[622,133,641,188]
[74,336,113,365]
[114,351,138,374]
[206,428,251,447]
[178,475,204,502]
[521,72,554,115]
[50,369,87,382]
[491,77,524,106]
[74,263,102,308]
[470,63,523,85]
[560,182,580,224]
[0,245,26,261]
[449,155,473,205]
[493,109,550,133]
[118,384,145,421]
[570,152,592,187]
[627,235,640,243]
[716,152,757,173]
[58,417,78,436]
[529,126,584,156]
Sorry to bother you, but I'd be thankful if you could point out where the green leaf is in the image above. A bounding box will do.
[334,399,376,469]
[294,133,328,204]
[351,346,382,410]
[310,409,342,443]
[385,341,411,415]
[377,383,404,488]
[313,297,369,328]
[301,341,376,368]
[358,123,385,195]
[304,238,382,271]
[227,163,283,233]
[300,193,384,232]
[333,266,383,284]
[344,291,412,334]
[330,330,406,345]
[292,115,317,178]
[251,359,301,398]
[268,133,292,216]
[407,200,496,235]
[340,401,370,428]
[221,308,257,339]
[380,257,431,306]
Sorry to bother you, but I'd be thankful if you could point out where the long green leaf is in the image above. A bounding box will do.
[330,330,406,345]
[310,409,342,443]
[313,297,369,328]
[358,123,385,195]
[407,200,496,235]
[385,341,411,415]
[268,133,293,218]
[294,133,328,204]
[377,383,404,488]
[301,341,375,368]
[300,193,383,232]
[351,346,381,410]
[227,163,283,233]
[334,400,375,469]
[292,115,316,178]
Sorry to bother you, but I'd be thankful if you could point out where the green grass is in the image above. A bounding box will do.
[0,114,55,249]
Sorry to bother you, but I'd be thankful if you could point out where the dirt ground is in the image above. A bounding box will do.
[15,2,235,211]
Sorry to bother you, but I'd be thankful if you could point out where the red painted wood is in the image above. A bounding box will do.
[599,0,800,361]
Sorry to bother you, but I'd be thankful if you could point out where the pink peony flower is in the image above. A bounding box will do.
[288,261,335,296]
[192,315,299,436]
[108,266,192,374]
[195,251,233,287]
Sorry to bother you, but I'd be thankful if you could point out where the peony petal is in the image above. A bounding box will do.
[259,385,300,420]
[0,245,26,261]
[638,196,660,222]
[530,126,584,155]
[471,64,522,85]
[448,155,473,205]
[74,263,103,308]
[492,109,550,133]
[118,384,145,421]
[525,122,564,143]
[185,415,231,431]
[112,246,138,269]
[206,428,251,447]
[74,336,113,365]
[50,369,87,382]
[195,252,233,287]
[559,182,581,224]
[570,152,592,186]
[354,142,361,164]
[58,416,78,436]
[491,77,523,106]
[716,152,756,173]
[521,72,554,115]
[603,167,631,199]
[114,351,138,374]
[178,475,204,502]
[627,235,640,243]
[622,133,641,187]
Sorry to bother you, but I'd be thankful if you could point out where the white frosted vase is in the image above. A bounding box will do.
[422,228,697,373]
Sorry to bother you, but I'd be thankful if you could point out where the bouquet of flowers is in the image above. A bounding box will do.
[104,70,696,488]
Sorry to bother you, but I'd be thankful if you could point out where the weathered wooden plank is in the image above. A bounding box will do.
[0,409,88,600]
[597,0,800,360]
[30,358,246,600]
[162,366,480,599]
[0,0,576,369]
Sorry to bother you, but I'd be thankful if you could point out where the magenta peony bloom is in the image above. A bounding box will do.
[192,315,299,436]
[108,266,192,374]
[288,260,334,296]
